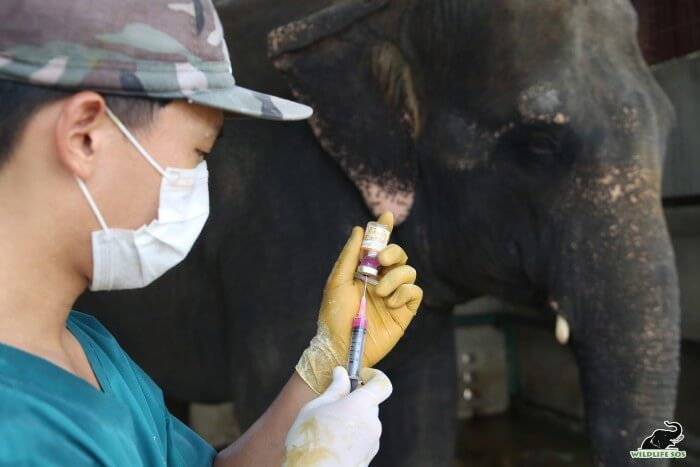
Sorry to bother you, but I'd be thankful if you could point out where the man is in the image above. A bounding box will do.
[0,1,422,466]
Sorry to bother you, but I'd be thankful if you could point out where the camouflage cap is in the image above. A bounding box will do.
[0,0,312,121]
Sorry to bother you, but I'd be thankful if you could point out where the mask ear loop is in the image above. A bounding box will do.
[104,107,170,179]
[74,176,110,235]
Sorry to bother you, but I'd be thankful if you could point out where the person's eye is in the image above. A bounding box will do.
[195,149,210,160]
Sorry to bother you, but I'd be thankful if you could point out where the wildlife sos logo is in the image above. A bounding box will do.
[630,421,687,459]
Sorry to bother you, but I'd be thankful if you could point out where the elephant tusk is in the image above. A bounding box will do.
[555,314,570,345]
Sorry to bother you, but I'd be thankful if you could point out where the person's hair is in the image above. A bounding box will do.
[0,80,171,168]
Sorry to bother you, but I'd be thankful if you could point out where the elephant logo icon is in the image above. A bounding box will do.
[630,421,687,459]
[640,421,684,450]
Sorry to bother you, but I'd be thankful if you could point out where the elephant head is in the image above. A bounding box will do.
[269,0,680,464]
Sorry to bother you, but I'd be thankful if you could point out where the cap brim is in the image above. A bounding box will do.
[187,85,313,121]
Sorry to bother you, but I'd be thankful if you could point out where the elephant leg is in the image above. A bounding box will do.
[373,306,457,467]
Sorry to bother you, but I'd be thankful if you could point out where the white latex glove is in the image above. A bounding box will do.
[283,367,393,467]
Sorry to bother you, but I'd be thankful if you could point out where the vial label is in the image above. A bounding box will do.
[362,222,390,251]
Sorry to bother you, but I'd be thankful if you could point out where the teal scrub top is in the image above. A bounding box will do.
[0,311,217,466]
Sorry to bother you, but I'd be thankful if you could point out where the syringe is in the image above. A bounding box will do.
[347,276,368,391]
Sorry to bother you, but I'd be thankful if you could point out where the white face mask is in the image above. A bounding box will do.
[74,107,210,291]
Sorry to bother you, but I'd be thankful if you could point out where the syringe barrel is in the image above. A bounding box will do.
[347,326,366,391]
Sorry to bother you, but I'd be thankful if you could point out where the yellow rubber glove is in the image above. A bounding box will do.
[296,212,423,393]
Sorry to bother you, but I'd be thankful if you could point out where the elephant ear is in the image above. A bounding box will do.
[268,0,423,225]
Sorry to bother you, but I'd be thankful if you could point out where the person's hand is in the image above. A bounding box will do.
[296,211,422,393]
[283,367,392,467]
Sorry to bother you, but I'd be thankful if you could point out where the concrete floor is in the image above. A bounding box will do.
[454,408,592,467]
[454,407,700,467]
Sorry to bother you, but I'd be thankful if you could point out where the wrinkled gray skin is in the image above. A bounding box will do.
[77,0,680,465]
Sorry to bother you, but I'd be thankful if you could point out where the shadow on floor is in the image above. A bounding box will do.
[454,407,700,467]
[454,407,592,467]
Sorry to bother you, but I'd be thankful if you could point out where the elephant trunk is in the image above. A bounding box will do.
[665,421,682,435]
[549,172,680,466]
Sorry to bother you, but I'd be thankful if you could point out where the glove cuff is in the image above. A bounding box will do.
[295,322,345,394]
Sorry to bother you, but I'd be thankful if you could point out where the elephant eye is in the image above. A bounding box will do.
[528,130,562,156]
[492,121,578,184]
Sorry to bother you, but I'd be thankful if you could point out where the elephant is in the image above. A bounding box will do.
[76,0,681,465]
[640,421,684,450]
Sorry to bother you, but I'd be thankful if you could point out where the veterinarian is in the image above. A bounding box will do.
[0,1,422,465]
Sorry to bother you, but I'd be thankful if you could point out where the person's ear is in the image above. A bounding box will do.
[54,92,109,180]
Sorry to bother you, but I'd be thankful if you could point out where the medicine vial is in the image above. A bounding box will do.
[356,222,391,278]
